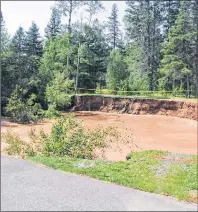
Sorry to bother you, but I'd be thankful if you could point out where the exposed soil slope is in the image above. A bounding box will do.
[71,96,198,120]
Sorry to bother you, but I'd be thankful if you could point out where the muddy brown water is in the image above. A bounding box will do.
[1,112,197,161]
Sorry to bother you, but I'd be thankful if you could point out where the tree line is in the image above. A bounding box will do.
[1,0,198,121]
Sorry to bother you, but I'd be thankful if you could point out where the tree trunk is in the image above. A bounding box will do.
[88,13,92,26]
[66,1,73,74]
[173,78,175,90]
[75,44,80,94]
[168,0,171,42]
[68,1,72,34]
[151,1,156,91]
[18,52,22,84]
[113,14,116,49]
[180,79,183,90]
[146,0,152,91]
[186,74,190,98]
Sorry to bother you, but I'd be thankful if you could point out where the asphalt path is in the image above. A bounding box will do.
[1,156,197,211]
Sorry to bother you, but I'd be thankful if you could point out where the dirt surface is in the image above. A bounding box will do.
[1,112,197,161]
[71,96,198,120]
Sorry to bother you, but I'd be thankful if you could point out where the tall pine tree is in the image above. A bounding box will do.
[0,12,10,52]
[11,26,27,84]
[159,1,196,96]
[124,0,163,91]
[1,12,12,107]
[26,22,43,58]
[24,22,43,96]
[45,7,61,39]
[106,3,122,49]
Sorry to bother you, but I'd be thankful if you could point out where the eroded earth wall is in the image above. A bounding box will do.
[70,96,198,120]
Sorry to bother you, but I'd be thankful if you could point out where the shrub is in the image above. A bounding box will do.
[44,103,61,119]
[2,130,35,158]
[3,113,137,160]
[6,86,44,123]
[40,114,119,159]
[3,115,121,160]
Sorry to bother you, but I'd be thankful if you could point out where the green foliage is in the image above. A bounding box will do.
[10,27,27,82]
[2,130,34,158]
[45,72,73,108]
[0,12,11,52]
[158,1,195,93]
[129,71,149,91]
[106,3,122,49]
[106,49,127,91]
[45,7,61,39]
[44,103,61,119]
[2,1,197,114]
[72,21,109,89]
[26,22,43,58]
[40,33,76,81]
[124,1,163,91]
[6,86,43,123]
[39,114,118,159]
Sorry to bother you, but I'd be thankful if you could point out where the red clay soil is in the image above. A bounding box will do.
[72,96,198,120]
[1,112,197,161]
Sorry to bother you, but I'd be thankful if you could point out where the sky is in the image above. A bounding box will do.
[1,1,126,37]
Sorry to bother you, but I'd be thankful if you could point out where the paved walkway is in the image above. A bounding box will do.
[1,156,197,211]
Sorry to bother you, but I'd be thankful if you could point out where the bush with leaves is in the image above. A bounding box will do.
[40,114,119,159]
[3,114,122,159]
[44,103,61,119]
[106,49,127,91]
[2,130,35,158]
[6,85,43,123]
[45,72,74,114]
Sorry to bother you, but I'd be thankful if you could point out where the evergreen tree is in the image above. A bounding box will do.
[159,1,195,96]
[124,0,163,91]
[124,43,149,91]
[191,0,198,97]
[0,12,10,52]
[24,22,43,100]
[10,27,27,83]
[72,20,109,89]
[1,12,13,107]
[106,3,122,49]
[25,22,43,58]
[162,0,181,40]
[45,7,61,39]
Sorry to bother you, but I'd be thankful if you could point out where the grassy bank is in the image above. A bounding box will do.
[29,150,197,203]
[74,93,198,103]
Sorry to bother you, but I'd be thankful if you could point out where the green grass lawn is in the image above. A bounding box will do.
[28,150,197,203]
